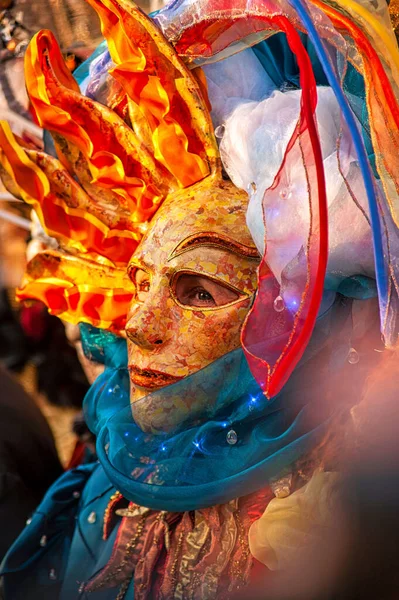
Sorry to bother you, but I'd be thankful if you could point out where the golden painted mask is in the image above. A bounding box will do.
[126,177,259,431]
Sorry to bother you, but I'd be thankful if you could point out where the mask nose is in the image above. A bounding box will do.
[125,303,166,350]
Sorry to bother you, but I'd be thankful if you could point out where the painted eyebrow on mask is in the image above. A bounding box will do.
[168,232,260,261]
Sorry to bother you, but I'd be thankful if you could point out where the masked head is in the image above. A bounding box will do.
[4,0,385,438]
[126,176,260,432]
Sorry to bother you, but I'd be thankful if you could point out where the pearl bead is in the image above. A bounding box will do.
[87,511,97,524]
[348,347,360,364]
[226,430,238,445]
[273,295,285,312]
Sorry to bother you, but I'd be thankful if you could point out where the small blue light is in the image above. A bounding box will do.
[193,441,200,448]
[221,421,228,428]
[289,298,299,310]
[108,387,114,394]
[250,396,257,403]
[160,444,166,452]
[124,431,129,438]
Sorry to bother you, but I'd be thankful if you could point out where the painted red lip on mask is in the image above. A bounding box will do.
[128,364,183,389]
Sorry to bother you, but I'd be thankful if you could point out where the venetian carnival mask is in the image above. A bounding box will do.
[126,177,259,431]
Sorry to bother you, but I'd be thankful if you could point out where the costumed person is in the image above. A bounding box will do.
[0,0,399,598]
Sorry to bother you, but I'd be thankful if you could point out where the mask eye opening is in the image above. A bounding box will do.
[170,270,249,311]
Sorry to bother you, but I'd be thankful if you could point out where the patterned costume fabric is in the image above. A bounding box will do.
[0,0,399,598]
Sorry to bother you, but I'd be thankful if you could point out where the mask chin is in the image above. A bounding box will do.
[130,348,245,434]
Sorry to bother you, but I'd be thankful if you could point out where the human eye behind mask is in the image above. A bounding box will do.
[173,272,242,308]
[131,267,248,310]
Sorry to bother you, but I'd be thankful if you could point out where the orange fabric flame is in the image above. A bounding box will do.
[85,0,218,186]
[0,121,140,266]
[25,30,168,220]
[18,251,134,332]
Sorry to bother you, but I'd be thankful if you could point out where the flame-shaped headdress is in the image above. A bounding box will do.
[0,0,219,331]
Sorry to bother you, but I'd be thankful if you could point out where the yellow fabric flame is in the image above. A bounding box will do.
[85,0,218,186]
[18,250,134,331]
[0,121,141,265]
